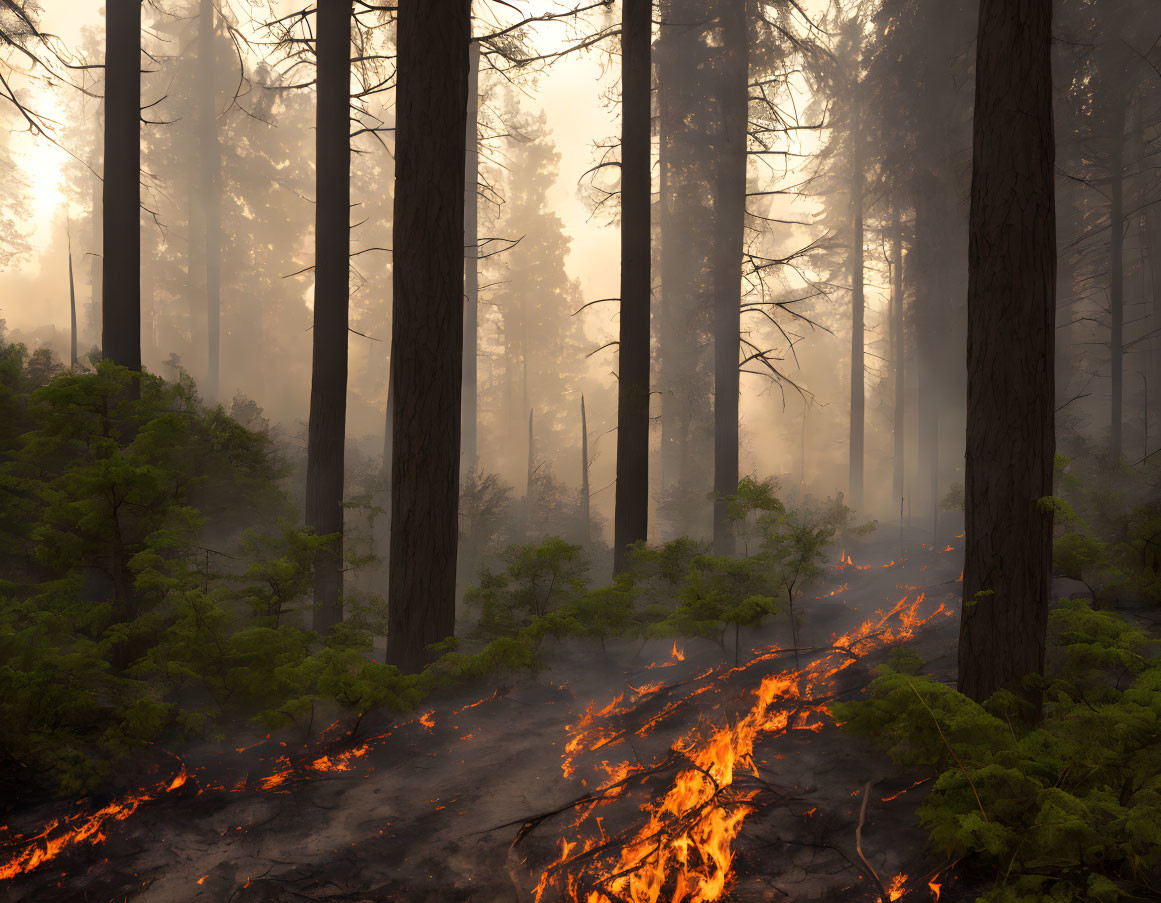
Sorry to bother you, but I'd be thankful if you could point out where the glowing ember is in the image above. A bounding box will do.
[309,744,370,773]
[888,872,908,900]
[880,777,932,802]
[419,710,436,731]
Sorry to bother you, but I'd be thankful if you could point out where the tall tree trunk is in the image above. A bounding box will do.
[1109,98,1125,461]
[102,0,141,381]
[581,395,591,545]
[88,155,102,344]
[386,0,471,673]
[306,0,352,633]
[1146,206,1161,432]
[1055,230,1078,410]
[655,0,716,539]
[526,407,535,542]
[913,188,941,539]
[527,407,535,500]
[891,202,904,507]
[376,358,394,584]
[848,73,865,512]
[382,356,394,472]
[711,0,748,556]
[68,220,78,367]
[958,0,1055,706]
[199,0,222,405]
[462,40,480,475]
[613,0,651,572]
[520,297,529,426]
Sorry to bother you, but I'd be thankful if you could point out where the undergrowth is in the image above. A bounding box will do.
[832,600,1161,902]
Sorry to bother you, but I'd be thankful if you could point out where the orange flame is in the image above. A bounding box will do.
[536,592,948,902]
[0,763,190,883]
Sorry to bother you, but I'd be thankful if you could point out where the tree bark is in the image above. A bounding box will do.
[848,74,865,512]
[958,0,1055,705]
[199,0,222,405]
[386,0,471,672]
[382,354,394,472]
[613,0,651,572]
[462,40,481,476]
[711,0,748,556]
[1109,97,1125,461]
[306,0,352,633]
[102,0,141,381]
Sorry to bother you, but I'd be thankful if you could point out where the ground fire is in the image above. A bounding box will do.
[0,541,972,903]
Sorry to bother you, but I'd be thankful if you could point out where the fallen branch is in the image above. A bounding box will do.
[854,781,890,903]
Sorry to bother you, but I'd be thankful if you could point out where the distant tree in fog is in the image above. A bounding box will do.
[196,0,222,405]
[481,110,588,478]
[710,0,747,556]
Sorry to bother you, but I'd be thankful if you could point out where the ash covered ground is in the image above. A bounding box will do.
[1,533,987,903]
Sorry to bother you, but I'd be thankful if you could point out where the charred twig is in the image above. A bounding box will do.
[484,754,678,844]
[854,781,890,903]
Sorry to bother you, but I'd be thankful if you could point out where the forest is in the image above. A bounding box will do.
[0,0,1159,901]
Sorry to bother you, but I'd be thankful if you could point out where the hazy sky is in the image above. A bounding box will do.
[0,1,881,514]
[0,1,620,335]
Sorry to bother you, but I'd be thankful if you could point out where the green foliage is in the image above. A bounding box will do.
[236,524,334,623]
[1044,448,1161,608]
[1037,495,1079,526]
[666,554,779,663]
[464,537,589,638]
[833,601,1161,901]
[567,578,637,650]
[458,481,841,666]
[0,351,559,798]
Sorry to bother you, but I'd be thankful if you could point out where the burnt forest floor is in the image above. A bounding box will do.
[0,530,1027,903]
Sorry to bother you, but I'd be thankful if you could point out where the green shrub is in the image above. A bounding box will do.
[832,600,1161,901]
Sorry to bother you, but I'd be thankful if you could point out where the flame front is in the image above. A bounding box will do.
[535,592,951,902]
[0,765,189,882]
